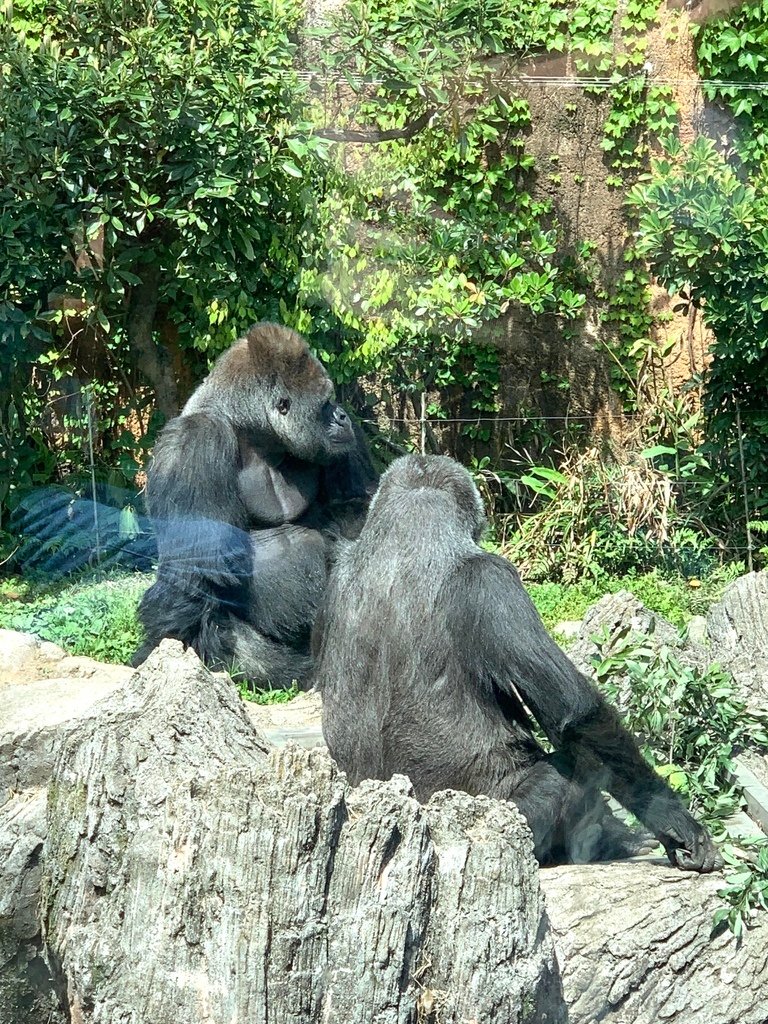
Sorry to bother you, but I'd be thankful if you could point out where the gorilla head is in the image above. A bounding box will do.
[368,455,487,542]
[183,323,356,464]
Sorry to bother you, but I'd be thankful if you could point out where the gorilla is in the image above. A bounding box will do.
[314,454,721,870]
[134,322,377,687]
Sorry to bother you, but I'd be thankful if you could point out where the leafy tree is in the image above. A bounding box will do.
[0,0,328,523]
[0,0,333,528]
[628,135,768,523]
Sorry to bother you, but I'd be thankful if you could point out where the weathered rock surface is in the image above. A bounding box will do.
[41,642,564,1024]
[567,573,768,718]
[707,571,768,712]
[567,589,708,679]
[541,861,768,1024]
[0,631,132,1024]
[0,674,127,807]
[0,788,63,1024]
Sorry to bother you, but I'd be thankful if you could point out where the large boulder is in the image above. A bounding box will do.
[567,589,708,680]
[707,571,768,712]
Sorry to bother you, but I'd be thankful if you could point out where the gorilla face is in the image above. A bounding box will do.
[266,377,356,465]
[186,323,358,465]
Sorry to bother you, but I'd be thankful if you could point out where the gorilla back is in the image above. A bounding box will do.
[135,323,377,687]
[315,454,720,871]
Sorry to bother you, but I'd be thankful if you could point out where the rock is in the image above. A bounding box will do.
[243,689,324,748]
[41,642,564,1024]
[686,614,709,647]
[0,645,130,1024]
[0,628,133,688]
[552,620,582,641]
[567,590,707,680]
[541,860,768,1024]
[707,571,768,712]
[0,789,64,1024]
[0,629,64,682]
[0,674,127,805]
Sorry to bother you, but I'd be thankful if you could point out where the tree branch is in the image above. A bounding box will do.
[126,262,179,421]
[316,107,436,143]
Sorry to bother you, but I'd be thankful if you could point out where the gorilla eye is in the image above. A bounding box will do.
[276,397,291,415]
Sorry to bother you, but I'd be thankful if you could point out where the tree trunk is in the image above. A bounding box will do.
[126,262,179,422]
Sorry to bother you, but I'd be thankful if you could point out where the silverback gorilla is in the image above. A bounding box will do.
[314,455,721,869]
[134,323,377,687]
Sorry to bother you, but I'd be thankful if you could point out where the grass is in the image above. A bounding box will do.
[237,680,300,704]
[528,565,743,633]
[0,562,744,666]
[0,569,151,664]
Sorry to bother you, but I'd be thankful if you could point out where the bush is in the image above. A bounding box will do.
[593,628,768,936]
[504,446,740,585]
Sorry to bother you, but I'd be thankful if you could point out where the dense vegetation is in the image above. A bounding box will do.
[2,0,768,581]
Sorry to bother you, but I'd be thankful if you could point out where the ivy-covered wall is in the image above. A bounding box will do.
[301,0,702,466]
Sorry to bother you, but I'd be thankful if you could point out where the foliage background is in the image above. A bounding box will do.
[2,0,768,582]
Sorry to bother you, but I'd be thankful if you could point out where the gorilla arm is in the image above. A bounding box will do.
[150,413,248,527]
[449,554,721,873]
[319,421,379,537]
[133,412,256,668]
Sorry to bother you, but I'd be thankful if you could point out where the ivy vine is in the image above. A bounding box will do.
[693,0,768,166]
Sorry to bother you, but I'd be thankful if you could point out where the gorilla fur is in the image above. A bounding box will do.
[134,322,377,687]
[315,454,720,870]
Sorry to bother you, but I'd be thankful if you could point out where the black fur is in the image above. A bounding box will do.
[134,322,377,687]
[315,454,721,870]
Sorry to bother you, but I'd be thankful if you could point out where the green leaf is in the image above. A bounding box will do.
[286,138,308,158]
[641,445,677,459]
